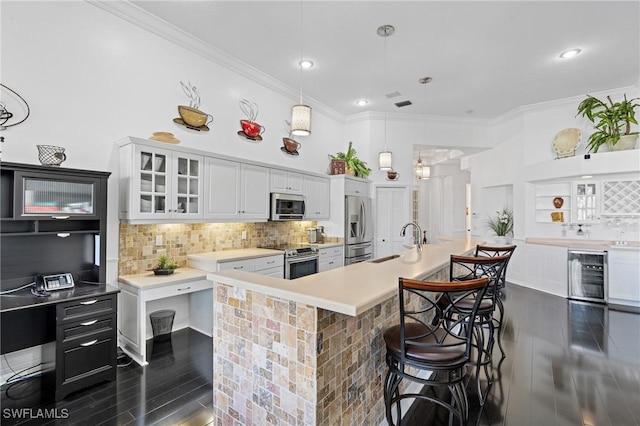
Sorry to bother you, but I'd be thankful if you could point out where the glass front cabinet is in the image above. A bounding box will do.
[572,181,600,224]
[14,171,101,220]
[124,145,203,220]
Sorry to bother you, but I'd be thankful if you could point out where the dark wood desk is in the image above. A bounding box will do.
[1,283,119,401]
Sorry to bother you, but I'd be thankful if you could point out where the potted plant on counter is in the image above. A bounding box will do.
[486,207,513,245]
[576,93,639,152]
[153,255,178,275]
[329,141,371,177]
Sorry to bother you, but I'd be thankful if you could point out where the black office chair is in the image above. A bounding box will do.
[383,276,489,425]
[449,254,509,406]
[475,244,517,358]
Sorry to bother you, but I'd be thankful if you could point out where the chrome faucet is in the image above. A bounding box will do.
[400,222,423,252]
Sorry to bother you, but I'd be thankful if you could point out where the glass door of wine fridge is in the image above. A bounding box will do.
[568,249,608,303]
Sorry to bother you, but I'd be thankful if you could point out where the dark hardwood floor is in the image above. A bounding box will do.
[3,284,640,425]
[403,283,640,426]
[1,329,213,426]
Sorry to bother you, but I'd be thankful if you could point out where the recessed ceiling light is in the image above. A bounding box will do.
[355,99,368,106]
[299,59,314,69]
[559,48,581,59]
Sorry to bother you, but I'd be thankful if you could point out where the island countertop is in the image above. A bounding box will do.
[206,238,481,316]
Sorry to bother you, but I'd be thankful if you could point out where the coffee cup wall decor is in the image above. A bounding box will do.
[238,99,265,141]
[281,138,301,156]
[173,81,212,131]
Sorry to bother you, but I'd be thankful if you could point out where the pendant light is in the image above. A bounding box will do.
[377,24,395,170]
[291,0,311,136]
[416,77,432,180]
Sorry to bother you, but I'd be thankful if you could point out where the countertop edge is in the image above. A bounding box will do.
[119,267,208,289]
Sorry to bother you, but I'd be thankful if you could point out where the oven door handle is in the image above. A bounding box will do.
[287,256,319,264]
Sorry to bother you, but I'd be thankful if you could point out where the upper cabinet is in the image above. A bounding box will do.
[119,143,203,221]
[203,158,270,221]
[270,169,303,194]
[345,177,369,196]
[572,180,600,223]
[303,175,330,220]
[117,137,329,224]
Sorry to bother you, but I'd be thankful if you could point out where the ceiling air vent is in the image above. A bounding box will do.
[385,91,402,99]
[395,100,412,108]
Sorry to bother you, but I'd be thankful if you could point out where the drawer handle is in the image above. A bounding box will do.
[80,299,98,305]
[80,319,98,326]
[80,339,98,347]
[266,261,275,264]
[177,286,191,291]
[233,266,244,269]
[52,215,70,220]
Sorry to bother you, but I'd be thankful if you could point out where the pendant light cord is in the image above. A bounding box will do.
[383,32,388,151]
[298,0,304,104]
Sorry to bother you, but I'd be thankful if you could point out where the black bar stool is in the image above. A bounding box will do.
[383,276,489,425]
[475,244,517,358]
[449,254,509,406]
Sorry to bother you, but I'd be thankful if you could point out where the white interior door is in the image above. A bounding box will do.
[375,186,410,257]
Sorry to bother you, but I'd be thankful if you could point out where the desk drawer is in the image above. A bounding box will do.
[56,294,116,325]
[58,314,115,344]
[144,279,212,302]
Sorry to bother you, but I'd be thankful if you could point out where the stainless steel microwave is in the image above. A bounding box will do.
[270,193,305,221]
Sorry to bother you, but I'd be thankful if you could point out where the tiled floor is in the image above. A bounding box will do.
[404,283,640,426]
[2,283,639,425]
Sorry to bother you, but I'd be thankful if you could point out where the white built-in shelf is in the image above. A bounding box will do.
[535,182,571,223]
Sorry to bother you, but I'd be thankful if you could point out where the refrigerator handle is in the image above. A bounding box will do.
[360,201,365,238]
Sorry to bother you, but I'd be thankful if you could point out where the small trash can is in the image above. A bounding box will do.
[149,309,175,342]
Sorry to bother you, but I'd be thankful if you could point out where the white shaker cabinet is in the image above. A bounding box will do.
[608,248,640,307]
[318,245,343,272]
[303,174,330,220]
[270,169,303,194]
[572,180,600,223]
[204,158,270,221]
[119,144,203,221]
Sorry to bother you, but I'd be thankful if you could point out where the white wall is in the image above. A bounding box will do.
[1,1,348,285]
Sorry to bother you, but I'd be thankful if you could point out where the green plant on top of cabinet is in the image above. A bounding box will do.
[303,174,330,220]
[204,157,270,221]
[576,94,639,153]
[119,144,203,221]
[270,169,303,194]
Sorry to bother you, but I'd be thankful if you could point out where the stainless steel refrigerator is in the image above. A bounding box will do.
[344,195,373,265]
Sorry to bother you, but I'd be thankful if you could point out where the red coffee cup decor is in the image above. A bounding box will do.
[238,99,265,140]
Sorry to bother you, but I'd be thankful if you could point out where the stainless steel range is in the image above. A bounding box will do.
[260,243,319,279]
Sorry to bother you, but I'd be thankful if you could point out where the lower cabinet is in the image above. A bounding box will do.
[608,249,640,307]
[55,293,117,401]
[218,254,284,278]
[319,245,344,273]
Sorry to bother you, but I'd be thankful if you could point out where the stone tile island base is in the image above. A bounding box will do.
[213,265,448,425]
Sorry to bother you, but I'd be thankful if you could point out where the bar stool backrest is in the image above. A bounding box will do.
[475,244,517,287]
[397,277,490,365]
[449,254,510,299]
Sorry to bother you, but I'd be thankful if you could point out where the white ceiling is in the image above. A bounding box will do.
[129,1,640,120]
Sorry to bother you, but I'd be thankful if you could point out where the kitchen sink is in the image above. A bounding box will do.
[370,254,400,263]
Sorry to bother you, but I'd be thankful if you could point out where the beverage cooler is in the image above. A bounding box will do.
[568,249,608,303]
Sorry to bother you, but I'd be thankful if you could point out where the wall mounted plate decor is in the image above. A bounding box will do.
[149,132,180,144]
[553,128,581,159]
[173,117,209,132]
[280,146,299,156]
[237,130,263,141]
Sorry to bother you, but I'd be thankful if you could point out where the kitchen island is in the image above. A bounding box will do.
[206,238,480,425]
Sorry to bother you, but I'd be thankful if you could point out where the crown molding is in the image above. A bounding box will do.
[87,0,345,123]
[345,110,490,127]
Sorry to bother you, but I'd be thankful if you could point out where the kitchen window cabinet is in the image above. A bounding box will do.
[572,180,600,223]
[204,157,270,221]
[303,174,330,220]
[120,144,203,221]
[270,169,303,194]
